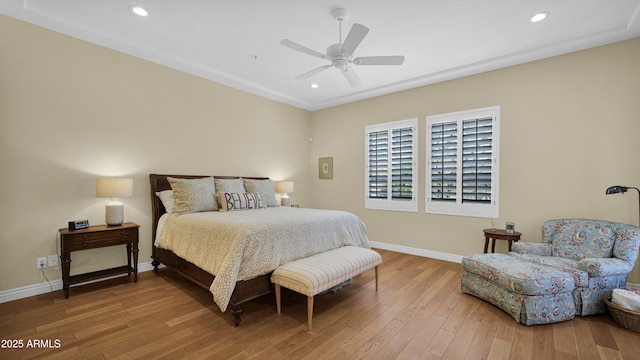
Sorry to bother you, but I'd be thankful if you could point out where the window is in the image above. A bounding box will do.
[365,118,418,212]
[426,106,500,218]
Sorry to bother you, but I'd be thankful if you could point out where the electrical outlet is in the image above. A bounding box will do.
[48,255,59,267]
[37,257,46,269]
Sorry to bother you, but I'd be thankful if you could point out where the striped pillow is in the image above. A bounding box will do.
[217,192,265,211]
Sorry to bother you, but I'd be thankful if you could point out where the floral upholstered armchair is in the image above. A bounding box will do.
[510,219,640,316]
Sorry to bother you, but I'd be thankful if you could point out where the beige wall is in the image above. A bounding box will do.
[2,12,639,294]
[0,15,311,292]
[310,37,640,283]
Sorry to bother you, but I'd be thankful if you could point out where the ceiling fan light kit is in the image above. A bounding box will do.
[281,8,405,87]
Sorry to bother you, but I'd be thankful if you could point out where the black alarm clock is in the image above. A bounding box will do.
[68,219,89,230]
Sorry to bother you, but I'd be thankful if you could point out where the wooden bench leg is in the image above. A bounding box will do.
[375,266,379,291]
[275,284,282,315]
[307,296,314,331]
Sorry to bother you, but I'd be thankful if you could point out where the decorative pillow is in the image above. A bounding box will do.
[217,192,265,211]
[155,190,175,213]
[243,178,279,207]
[551,222,615,260]
[168,177,218,214]
[214,178,245,193]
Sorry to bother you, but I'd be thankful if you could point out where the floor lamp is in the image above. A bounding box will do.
[605,185,640,227]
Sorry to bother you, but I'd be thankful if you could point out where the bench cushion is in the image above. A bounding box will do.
[462,253,575,296]
[508,252,589,287]
[271,246,382,297]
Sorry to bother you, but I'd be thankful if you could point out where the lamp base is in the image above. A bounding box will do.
[105,203,124,226]
[281,196,291,207]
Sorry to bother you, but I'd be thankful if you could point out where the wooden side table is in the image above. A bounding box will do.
[59,222,139,298]
[483,228,522,253]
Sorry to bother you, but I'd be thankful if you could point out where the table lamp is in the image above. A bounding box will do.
[276,181,294,207]
[605,185,640,226]
[96,178,133,226]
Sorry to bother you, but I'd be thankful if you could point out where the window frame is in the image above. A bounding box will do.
[365,118,418,212]
[425,106,500,218]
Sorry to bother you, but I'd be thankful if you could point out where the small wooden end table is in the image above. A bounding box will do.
[59,222,139,298]
[483,228,522,253]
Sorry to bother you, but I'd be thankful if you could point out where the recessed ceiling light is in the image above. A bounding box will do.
[530,12,549,23]
[129,5,148,17]
[310,83,319,89]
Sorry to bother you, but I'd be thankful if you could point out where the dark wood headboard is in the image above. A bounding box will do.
[149,174,269,242]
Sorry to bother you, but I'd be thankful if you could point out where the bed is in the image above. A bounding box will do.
[149,174,370,326]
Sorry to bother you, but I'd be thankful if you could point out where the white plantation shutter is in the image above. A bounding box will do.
[462,117,493,203]
[391,127,414,200]
[368,130,388,199]
[430,121,457,202]
[426,106,499,218]
[365,118,418,212]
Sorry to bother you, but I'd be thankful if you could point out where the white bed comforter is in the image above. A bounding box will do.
[156,207,370,312]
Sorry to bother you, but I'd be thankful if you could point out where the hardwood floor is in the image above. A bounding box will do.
[1,250,639,359]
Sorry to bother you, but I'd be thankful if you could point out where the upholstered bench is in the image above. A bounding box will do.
[461,253,576,325]
[271,246,382,330]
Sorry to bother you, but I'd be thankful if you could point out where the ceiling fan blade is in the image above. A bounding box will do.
[341,23,369,56]
[341,67,362,87]
[353,56,405,66]
[280,39,327,59]
[295,65,332,80]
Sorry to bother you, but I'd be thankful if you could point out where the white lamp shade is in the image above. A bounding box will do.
[276,181,294,194]
[96,178,133,198]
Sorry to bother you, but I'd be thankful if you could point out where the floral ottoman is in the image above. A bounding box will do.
[461,253,576,325]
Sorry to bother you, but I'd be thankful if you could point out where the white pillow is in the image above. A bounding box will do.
[243,178,279,207]
[168,177,218,214]
[217,192,265,211]
[155,190,175,213]
[214,178,245,193]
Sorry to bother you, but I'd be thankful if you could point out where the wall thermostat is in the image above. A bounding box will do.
[68,219,89,230]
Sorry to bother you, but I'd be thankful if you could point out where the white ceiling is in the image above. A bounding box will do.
[2,0,640,111]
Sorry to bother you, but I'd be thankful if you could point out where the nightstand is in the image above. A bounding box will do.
[59,222,139,298]
[483,228,522,253]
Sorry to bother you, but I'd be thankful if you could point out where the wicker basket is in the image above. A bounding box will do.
[604,298,640,332]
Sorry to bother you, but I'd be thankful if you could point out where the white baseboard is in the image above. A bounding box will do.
[0,261,157,304]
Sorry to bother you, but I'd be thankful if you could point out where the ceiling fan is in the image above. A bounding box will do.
[280,8,405,87]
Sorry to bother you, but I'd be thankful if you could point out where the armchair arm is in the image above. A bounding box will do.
[511,242,552,256]
[577,257,634,277]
